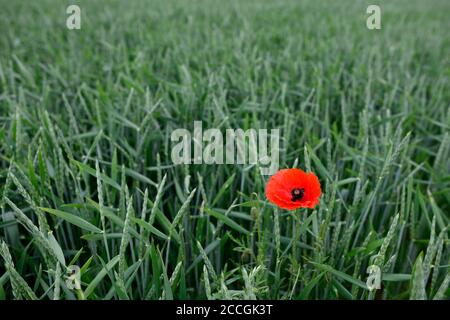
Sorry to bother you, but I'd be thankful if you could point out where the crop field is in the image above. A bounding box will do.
[0,0,449,300]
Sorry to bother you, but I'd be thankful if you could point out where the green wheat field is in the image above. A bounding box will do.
[0,0,449,300]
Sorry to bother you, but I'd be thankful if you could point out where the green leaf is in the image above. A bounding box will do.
[211,173,235,207]
[312,262,368,290]
[81,233,122,241]
[205,208,250,235]
[84,255,120,299]
[382,273,411,282]
[40,207,103,234]
[71,159,121,190]
[332,278,354,300]
[47,232,66,267]
[298,273,324,299]
[131,217,170,241]
[186,239,221,274]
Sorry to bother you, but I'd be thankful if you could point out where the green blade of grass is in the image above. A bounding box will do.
[40,207,103,234]
[205,208,250,236]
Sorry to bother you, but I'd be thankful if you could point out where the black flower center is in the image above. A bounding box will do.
[291,188,305,201]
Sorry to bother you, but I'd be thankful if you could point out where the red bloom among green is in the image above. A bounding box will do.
[265,168,321,210]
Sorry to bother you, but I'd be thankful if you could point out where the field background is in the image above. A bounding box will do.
[0,0,449,300]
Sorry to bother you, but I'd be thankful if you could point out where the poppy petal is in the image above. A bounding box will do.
[265,168,321,210]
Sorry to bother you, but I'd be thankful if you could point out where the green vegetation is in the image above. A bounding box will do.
[0,0,449,299]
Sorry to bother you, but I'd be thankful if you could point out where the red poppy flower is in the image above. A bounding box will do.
[265,168,321,210]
